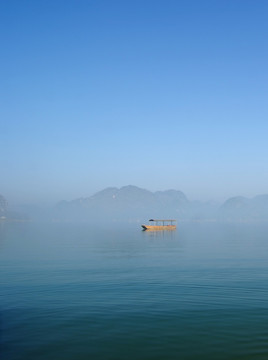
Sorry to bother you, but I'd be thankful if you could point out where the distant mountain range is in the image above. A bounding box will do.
[2,187,268,222]
[55,185,193,222]
[0,194,30,221]
[219,194,268,221]
[54,185,268,223]
[0,194,8,217]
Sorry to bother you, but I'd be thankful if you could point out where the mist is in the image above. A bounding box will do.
[2,3,268,360]
[1,0,268,222]
[2,185,268,225]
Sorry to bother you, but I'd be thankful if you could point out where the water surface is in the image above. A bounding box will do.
[1,222,268,359]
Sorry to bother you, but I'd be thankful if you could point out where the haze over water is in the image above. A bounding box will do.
[1,221,268,360]
[1,1,268,358]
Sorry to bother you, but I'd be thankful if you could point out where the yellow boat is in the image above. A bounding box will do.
[141,219,176,231]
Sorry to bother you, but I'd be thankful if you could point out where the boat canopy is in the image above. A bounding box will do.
[149,219,176,222]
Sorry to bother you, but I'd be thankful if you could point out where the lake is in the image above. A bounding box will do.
[1,221,268,359]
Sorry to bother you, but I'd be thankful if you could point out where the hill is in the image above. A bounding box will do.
[0,194,8,217]
[219,195,268,221]
[55,185,192,222]
[3,187,268,223]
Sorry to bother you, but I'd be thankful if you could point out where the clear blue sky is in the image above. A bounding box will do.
[1,0,268,204]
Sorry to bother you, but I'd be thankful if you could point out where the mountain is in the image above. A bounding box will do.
[219,195,268,221]
[0,194,8,216]
[54,185,192,222]
[56,187,268,223]
[4,187,267,223]
[0,194,30,221]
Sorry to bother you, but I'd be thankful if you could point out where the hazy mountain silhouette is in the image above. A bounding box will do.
[55,185,191,222]
[219,195,268,221]
[0,194,8,216]
[54,185,221,222]
[0,194,29,221]
[2,187,268,222]
[55,187,268,223]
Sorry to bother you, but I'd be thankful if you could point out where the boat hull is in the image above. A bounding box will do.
[141,225,176,231]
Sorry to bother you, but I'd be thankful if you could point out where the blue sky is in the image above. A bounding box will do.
[1,0,268,204]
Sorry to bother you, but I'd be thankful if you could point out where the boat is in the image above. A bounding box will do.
[141,219,176,231]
